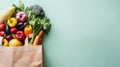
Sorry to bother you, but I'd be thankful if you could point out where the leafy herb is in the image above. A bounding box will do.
[29,18,42,44]
[41,17,51,34]
[19,0,24,11]
[29,17,51,44]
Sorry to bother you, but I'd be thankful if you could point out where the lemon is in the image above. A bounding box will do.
[9,39,22,46]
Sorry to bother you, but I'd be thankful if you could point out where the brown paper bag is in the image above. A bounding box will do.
[0,45,43,67]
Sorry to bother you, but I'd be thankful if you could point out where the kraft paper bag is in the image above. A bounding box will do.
[0,45,43,67]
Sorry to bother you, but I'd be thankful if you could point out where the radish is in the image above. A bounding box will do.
[0,6,16,24]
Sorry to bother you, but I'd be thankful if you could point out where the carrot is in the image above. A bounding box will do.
[32,30,43,45]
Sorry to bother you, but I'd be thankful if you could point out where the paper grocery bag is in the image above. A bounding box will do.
[0,45,43,67]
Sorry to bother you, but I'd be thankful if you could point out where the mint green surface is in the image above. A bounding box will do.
[1,0,120,67]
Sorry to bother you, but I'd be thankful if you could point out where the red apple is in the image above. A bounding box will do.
[0,31,5,36]
[0,24,5,31]
[10,27,17,34]
[6,35,13,41]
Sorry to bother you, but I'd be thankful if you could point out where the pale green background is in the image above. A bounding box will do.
[0,0,120,67]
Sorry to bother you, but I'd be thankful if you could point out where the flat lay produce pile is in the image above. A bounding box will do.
[0,0,51,46]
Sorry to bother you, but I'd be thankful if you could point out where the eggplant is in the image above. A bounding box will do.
[17,22,24,30]
[5,25,10,35]
[17,22,28,30]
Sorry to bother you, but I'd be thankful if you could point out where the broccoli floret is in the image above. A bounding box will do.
[29,5,45,18]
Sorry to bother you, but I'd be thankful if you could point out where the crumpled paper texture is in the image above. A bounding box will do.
[0,45,43,67]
